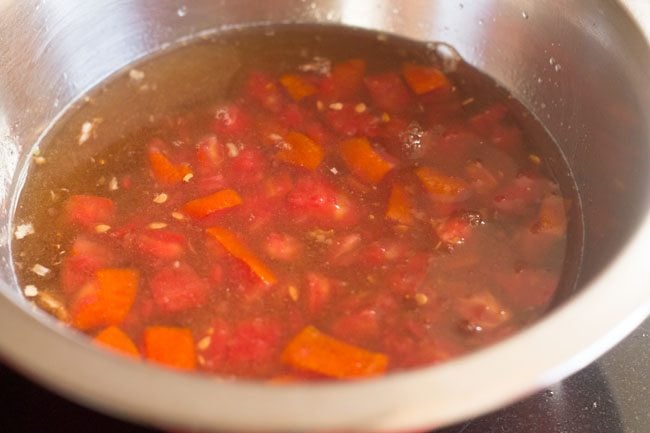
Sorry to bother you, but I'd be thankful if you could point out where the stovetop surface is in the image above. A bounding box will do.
[2,317,649,433]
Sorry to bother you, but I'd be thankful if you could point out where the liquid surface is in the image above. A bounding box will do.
[12,26,573,380]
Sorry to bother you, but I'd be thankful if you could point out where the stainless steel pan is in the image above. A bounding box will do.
[0,1,649,431]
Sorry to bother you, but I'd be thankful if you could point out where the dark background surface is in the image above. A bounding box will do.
[1,318,649,433]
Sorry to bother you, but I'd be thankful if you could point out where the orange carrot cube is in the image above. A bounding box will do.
[94,326,139,357]
[282,326,388,379]
[339,137,394,184]
[280,74,318,101]
[182,188,243,219]
[71,268,139,330]
[206,226,277,285]
[402,62,450,95]
[144,326,196,370]
[276,131,325,170]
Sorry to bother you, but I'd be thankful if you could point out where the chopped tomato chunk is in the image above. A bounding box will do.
[65,195,115,229]
[264,232,302,261]
[364,72,411,113]
[246,71,284,113]
[211,104,250,137]
[134,229,186,260]
[320,59,366,101]
[149,262,209,314]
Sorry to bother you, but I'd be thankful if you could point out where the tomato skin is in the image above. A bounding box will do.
[149,263,209,314]
[65,195,115,229]
[211,104,250,137]
[133,229,186,261]
[364,72,412,113]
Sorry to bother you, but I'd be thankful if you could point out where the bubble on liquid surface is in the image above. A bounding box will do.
[177,6,187,17]
[427,42,462,73]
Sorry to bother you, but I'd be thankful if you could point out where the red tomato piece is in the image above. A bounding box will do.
[421,86,464,124]
[263,172,294,199]
[328,233,362,266]
[65,195,115,229]
[493,174,551,215]
[364,72,412,114]
[468,104,509,136]
[323,103,380,137]
[134,229,186,260]
[228,148,267,186]
[331,309,380,342]
[435,211,484,246]
[61,252,108,296]
[319,59,366,101]
[196,134,224,174]
[306,272,332,315]
[387,253,430,296]
[264,232,303,261]
[211,104,250,137]
[279,103,307,128]
[286,176,337,218]
[246,71,285,113]
[227,318,282,366]
[490,124,523,154]
[149,263,209,314]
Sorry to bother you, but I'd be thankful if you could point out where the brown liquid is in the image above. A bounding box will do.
[11,25,581,379]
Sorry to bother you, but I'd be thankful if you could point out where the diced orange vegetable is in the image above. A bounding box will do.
[148,145,192,186]
[144,326,196,370]
[339,137,394,184]
[275,131,325,170]
[282,326,388,379]
[401,63,450,95]
[182,189,243,219]
[415,167,470,202]
[206,226,277,285]
[71,268,139,330]
[280,74,318,101]
[94,325,140,357]
[386,184,414,225]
